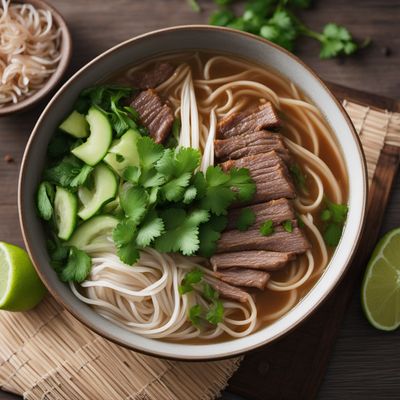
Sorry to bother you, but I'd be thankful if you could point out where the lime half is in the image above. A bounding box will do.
[0,242,46,311]
[362,228,400,331]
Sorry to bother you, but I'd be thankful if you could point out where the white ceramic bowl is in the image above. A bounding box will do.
[19,26,367,360]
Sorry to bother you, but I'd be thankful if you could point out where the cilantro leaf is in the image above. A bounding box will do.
[203,282,219,302]
[323,223,343,247]
[139,169,166,188]
[319,24,358,59]
[179,268,204,295]
[70,164,93,188]
[37,182,54,221]
[260,219,274,236]
[320,198,348,246]
[198,216,227,257]
[260,9,298,51]
[189,304,203,327]
[136,211,164,247]
[60,247,91,283]
[112,219,137,246]
[155,148,176,177]
[155,209,209,255]
[174,147,201,175]
[43,156,82,188]
[282,220,293,233]
[236,208,256,231]
[161,173,191,202]
[183,186,197,204]
[123,166,141,184]
[205,166,231,187]
[192,171,207,199]
[206,299,224,325]
[120,186,148,225]
[228,168,256,202]
[137,136,164,170]
[117,241,140,265]
[198,225,222,258]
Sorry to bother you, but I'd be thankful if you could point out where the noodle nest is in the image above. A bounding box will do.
[0,0,62,106]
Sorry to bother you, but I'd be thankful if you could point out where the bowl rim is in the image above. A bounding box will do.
[18,25,368,361]
[0,0,72,116]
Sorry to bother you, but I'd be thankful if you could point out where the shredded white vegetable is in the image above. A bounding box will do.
[0,0,61,106]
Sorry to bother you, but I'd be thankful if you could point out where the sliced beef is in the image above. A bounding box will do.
[221,151,296,204]
[216,220,310,254]
[130,89,174,144]
[221,149,284,172]
[215,130,289,162]
[227,198,295,230]
[217,102,280,139]
[211,251,294,271]
[130,63,175,89]
[212,280,249,303]
[215,268,270,290]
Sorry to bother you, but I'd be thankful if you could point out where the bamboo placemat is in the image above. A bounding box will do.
[0,98,399,400]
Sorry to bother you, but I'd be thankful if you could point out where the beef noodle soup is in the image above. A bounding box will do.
[37,52,348,342]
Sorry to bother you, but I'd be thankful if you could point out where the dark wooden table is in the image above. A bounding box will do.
[0,1,399,399]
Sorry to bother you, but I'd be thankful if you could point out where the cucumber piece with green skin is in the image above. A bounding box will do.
[78,163,118,220]
[54,187,78,240]
[59,110,89,138]
[104,128,141,176]
[71,107,112,166]
[68,215,119,248]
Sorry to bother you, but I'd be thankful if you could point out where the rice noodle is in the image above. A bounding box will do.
[72,247,257,339]
[71,53,347,340]
[0,0,61,106]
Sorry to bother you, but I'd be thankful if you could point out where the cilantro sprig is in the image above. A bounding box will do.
[180,270,225,327]
[47,239,92,283]
[111,135,255,265]
[320,197,348,246]
[204,0,369,59]
[75,85,147,137]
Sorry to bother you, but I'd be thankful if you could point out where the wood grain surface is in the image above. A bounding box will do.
[0,1,399,399]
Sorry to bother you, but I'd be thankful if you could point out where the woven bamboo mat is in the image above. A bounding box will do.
[0,99,399,400]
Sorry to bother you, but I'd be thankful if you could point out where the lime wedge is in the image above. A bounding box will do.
[362,228,400,331]
[0,242,46,311]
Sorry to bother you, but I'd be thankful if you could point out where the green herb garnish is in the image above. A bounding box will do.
[60,246,92,283]
[203,0,368,59]
[109,135,254,264]
[320,198,348,246]
[37,182,54,221]
[236,207,256,231]
[179,268,204,295]
[282,220,293,233]
[181,273,225,327]
[260,219,274,236]
[76,85,145,137]
[189,304,203,326]
[206,299,224,325]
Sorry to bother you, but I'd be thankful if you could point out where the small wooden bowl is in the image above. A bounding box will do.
[0,0,72,116]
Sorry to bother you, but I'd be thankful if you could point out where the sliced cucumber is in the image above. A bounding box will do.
[59,110,89,138]
[104,128,140,176]
[68,215,119,248]
[78,163,118,220]
[71,107,112,166]
[54,187,77,240]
